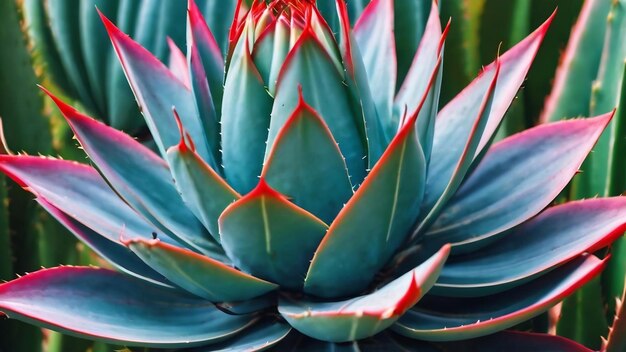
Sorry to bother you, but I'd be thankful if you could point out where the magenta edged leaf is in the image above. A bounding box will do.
[427,113,613,253]
[166,136,240,243]
[0,155,162,244]
[304,94,431,298]
[167,37,190,88]
[46,91,218,256]
[125,238,278,302]
[281,245,449,342]
[262,92,353,224]
[393,1,444,157]
[433,197,626,296]
[353,0,396,122]
[37,198,171,287]
[219,179,328,290]
[0,267,256,348]
[336,0,386,166]
[99,10,214,163]
[394,254,606,341]
[269,26,367,186]
[221,32,273,194]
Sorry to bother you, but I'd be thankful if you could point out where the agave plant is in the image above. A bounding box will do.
[0,0,623,350]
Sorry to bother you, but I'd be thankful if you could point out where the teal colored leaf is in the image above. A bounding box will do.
[426,114,612,253]
[194,320,291,352]
[353,0,396,123]
[393,4,444,159]
[393,0,431,88]
[101,12,214,162]
[268,28,367,186]
[126,238,277,302]
[433,197,626,297]
[0,267,255,348]
[281,245,449,342]
[336,0,386,166]
[251,13,290,95]
[167,138,239,243]
[394,255,606,341]
[304,105,427,298]
[221,33,273,194]
[219,179,328,289]
[262,93,353,224]
[48,94,217,256]
[37,199,170,287]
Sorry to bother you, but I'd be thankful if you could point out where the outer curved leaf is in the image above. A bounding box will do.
[450,331,592,352]
[194,320,291,352]
[221,35,273,194]
[100,12,213,163]
[0,267,255,348]
[281,245,449,342]
[166,138,240,243]
[393,255,606,341]
[47,92,217,256]
[125,238,277,302]
[219,179,328,289]
[0,155,160,243]
[434,197,626,296]
[419,15,553,235]
[353,0,396,121]
[415,60,499,236]
[37,199,170,287]
[269,28,367,186]
[426,113,612,253]
[262,93,353,224]
[304,95,430,298]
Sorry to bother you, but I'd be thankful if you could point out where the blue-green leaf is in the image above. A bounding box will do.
[194,320,292,352]
[0,267,255,348]
[281,245,448,342]
[219,179,328,289]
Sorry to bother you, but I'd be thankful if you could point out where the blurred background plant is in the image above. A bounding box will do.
[1,0,624,351]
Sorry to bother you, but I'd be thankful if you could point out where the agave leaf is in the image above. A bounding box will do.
[168,38,191,87]
[167,135,240,243]
[262,92,353,224]
[393,3,445,161]
[416,16,552,235]
[433,197,626,297]
[540,0,611,123]
[198,0,239,55]
[303,66,438,297]
[353,0,396,123]
[100,12,214,163]
[125,238,277,302]
[219,179,328,289]
[426,113,612,253]
[336,0,386,166]
[281,245,449,342]
[415,58,499,236]
[48,93,219,256]
[221,33,273,194]
[188,0,224,114]
[268,27,367,186]
[604,284,626,352]
[0,267,256,348]
[0,155,162,244]
[37,199,171,287]
[216,295,277,316]
[252,13,290,95]
[45,0,97,110]
[393,254,606,341]
[187,0,223,169]
[193,319,291,352]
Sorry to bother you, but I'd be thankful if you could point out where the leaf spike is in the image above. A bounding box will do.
[0,118,12,155]
[172,107,196,153]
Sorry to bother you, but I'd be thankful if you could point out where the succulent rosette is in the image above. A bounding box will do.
[0,0,623,350]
